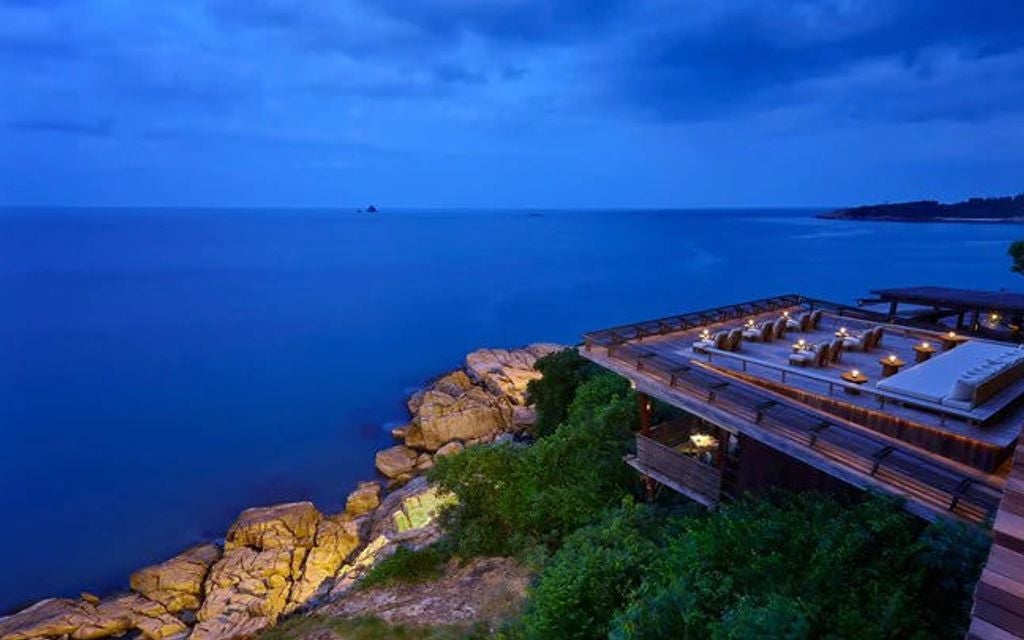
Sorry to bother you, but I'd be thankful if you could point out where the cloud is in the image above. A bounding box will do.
[7,116,114,137]
[609,0,1024,123]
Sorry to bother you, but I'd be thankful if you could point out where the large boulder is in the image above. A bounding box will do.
[81,594,187,640]
[129,543,221,612]
[374,445,419,478]
[465,343,564,405]
[224,502,321,551]
[0,599,97,640]
[0,595,187,640]
[404,385,510,452]
[191,501,332,640]
[435,441,464,458]
[344,481,381,517]
[285,515,361,612]
[191,546,300,640]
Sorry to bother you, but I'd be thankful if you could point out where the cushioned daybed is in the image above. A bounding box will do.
[875,341,1024,410]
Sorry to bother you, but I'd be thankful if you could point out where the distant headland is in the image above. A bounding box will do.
[819,194,1024,223]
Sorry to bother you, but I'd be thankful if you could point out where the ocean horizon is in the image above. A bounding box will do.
[2,206,1022,614]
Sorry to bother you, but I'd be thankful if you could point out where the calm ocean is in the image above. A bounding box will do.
[1,207,1021,612]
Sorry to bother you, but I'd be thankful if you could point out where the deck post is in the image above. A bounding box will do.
[887,300,898,321]
[637,392,652,436]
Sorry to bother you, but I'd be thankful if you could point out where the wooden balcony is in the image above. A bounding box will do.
[630,419,725,508]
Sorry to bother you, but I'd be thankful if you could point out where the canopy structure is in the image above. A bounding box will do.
[867,286,1024,334]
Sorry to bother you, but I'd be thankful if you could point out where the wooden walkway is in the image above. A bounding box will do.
[970,444,1024,639]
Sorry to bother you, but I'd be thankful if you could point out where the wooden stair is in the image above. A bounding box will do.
[970,445,1024,639]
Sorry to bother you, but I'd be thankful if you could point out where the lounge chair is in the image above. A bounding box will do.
[692,338,714,354]
[726,328,743,352]
[828,339,844,364]
[773,317,788,339]
[874,327,884,347]
[810,309,824,329]
[713,331,729,350]
[789,346,815,367]
[742,323,761,341]
[815,342,831,367]
[863,327,881,351]
[786,313,802,331]
[843,333,866,352]
[759,322,773,342]
[799,313,812,333]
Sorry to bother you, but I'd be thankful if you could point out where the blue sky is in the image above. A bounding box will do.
[2,0,1024,208]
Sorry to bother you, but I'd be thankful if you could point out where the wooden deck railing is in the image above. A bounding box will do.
[582,294,804,348]
[636,431,723,507]
[597,341,1003,524]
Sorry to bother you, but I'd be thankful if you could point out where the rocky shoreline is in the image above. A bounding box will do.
[0,344,563,640]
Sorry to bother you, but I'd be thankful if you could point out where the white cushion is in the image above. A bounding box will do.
[878,341,1023,408]
[948,378,976,401]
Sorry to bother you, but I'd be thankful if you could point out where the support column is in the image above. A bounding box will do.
[887,301,898,321]
[636,391,652,435]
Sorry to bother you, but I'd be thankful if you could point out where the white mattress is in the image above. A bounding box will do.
[875,341,1022,405]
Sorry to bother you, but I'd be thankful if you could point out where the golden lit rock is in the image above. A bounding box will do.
[344,481,381,517]
[224,502,321,551]
[130,543,221,612]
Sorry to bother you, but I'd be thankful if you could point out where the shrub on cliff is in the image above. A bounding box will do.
[526,348,601,437]
[431,373,638,557]
[609,492,989,640]
[515,500,664,640]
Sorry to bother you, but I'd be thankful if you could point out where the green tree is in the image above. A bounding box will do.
[610,493,989,640]
[518,501,663,640]
[1009,240,1024,276]
[430,373,638,557]
[525,348,601,437]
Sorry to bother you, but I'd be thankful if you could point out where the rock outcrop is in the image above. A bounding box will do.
[0,595,187,640]
[286,516,361,612]
[398,343,564,454]
[403,380,511,451]
[224,502,321,551]
[344,481,381,517]
[374,445,419,478]
[465,343,562,405]
[130,544,221,613]
[191,501,364,640]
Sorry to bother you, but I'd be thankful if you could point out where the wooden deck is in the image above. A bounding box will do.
[970,444,1024,639]
[586,297,1024,473]
[581,295,1013,524]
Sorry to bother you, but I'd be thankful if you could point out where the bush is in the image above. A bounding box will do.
[526,348,601,437]
[610,493,989,640]
[517,500,663,640]
[431,373,639,558]
[359,544,452,590]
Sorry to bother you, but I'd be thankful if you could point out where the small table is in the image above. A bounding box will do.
[841,371,869,394]
[941,334,969,351]
[913,344,937,363]
[879,356,905,378]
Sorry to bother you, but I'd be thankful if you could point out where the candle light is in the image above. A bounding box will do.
[851,369,860,377]
[888,354,897,363]
[921,341,930,349]
[947,331,956,338]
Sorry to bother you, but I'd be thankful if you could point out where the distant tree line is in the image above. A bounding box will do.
[824,193,1024,221]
